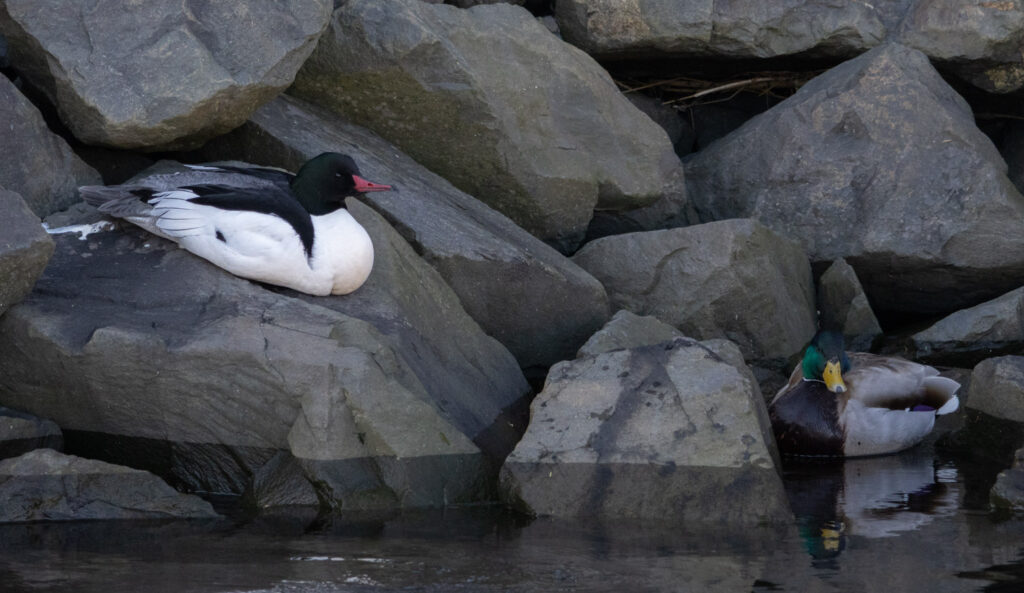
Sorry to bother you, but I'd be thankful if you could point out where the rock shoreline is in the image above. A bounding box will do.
[2,0,1024,522]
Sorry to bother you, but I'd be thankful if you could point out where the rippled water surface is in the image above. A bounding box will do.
[2,435,1023,593]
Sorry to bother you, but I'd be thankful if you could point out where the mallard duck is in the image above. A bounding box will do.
[769,331,960,457]
[79,153,392,296]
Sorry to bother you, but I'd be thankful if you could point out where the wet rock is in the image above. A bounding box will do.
[0,188,53,318]
[0,407,61,460]
[684,44,1024,316]
[0,198,529,511]
[967,356,1024,424]
[911,288,1024,365]
[572,219,816,363]
[0,0,332,150]
[817,258,882,352]
[0,448,218,522]
[0,76,100,216]
[500,337,789,522]
[555,0,886,60]
[991,446,1024,511]
[200,94,610,371]
[576,310,684,358]
[291,0,688,252]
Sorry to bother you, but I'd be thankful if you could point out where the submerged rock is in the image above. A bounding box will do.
[500,337,789,523]
[684,43,1024,316]
[0,0,332,149]
[0,197,529,512]
[0,76,100,216]
[0,188,53,318]
[991,446,1024,511]
[200,94,610,372]
[0,449,218,522]
[291,0,688,251]
[572,218,816,363]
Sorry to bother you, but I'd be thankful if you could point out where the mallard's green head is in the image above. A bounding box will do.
[801,331,851,393]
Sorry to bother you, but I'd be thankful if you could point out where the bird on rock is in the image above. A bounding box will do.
[768,331,960,457]
[79,153,392,296]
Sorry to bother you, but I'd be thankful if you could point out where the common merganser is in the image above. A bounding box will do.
[79,153,392,296]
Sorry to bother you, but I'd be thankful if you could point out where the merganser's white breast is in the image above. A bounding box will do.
[78,153,391,296]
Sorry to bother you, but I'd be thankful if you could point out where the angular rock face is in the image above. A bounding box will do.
[0,188,53,318]
[0,449,218,522]
[500,337,789,522]
[0,407,62,461]
[200,94,610,371]
[0,199,529,511]
[576,310,684,359]
[572,219,816,362]
[0,0,332,150]
[291,0,688,251]
[967,356,1024,424]
[0,76,100,216]
[684,44,1024,316]
[817,258,882,352]
[555,0,886,60]
[912,288,1024,365]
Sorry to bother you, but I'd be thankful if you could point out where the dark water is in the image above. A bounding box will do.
[2,434,1023,592]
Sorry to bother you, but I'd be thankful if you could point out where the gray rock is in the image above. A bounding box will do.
[572,219,816,362]
[817,258,882,352]
[897,0,1024,93]
[0,449,218,522]
[576,310,684,358]
[0,188,53,317]
[0,0,332,150]
[555,0,886,60]
[966,356,1024,423]
[500,337,789,522]
[0,76,100,216]
[0,197,529,511]
[0,407,61,460]
[200,94,610,371]
[991,446,1024,511]
[684,44,1024,316]
[911,287,1024,365]
[290,0,689,252]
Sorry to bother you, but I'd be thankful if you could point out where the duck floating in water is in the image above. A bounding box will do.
[79,153,391,296]
[769,331,960,457]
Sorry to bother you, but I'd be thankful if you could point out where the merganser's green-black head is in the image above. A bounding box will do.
[802,331,852,393]
[291,153,392,215]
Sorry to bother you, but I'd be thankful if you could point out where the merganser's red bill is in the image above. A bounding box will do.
[352,175,392,193]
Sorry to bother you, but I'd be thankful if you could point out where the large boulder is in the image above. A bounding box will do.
[0,407,61,461]
[0,198,530,511]
[0,449,218,522]
[684,43,1024,316]
[200,94,610,372]
[967,356,1024,424]
[0,188,53,317]
[911,287,1024,365]
[500,337,789,523]
[555,1,1024,93]
[290,0,689,252]
[0,0,332,150]
[572,219,816,363]
[555,0,886,60]
[817,258,882,352]
[0,76,100,216]
[575,310,684,359]
[897,0,1024,93]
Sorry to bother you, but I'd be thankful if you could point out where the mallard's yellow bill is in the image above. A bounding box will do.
[823,360,846,393]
